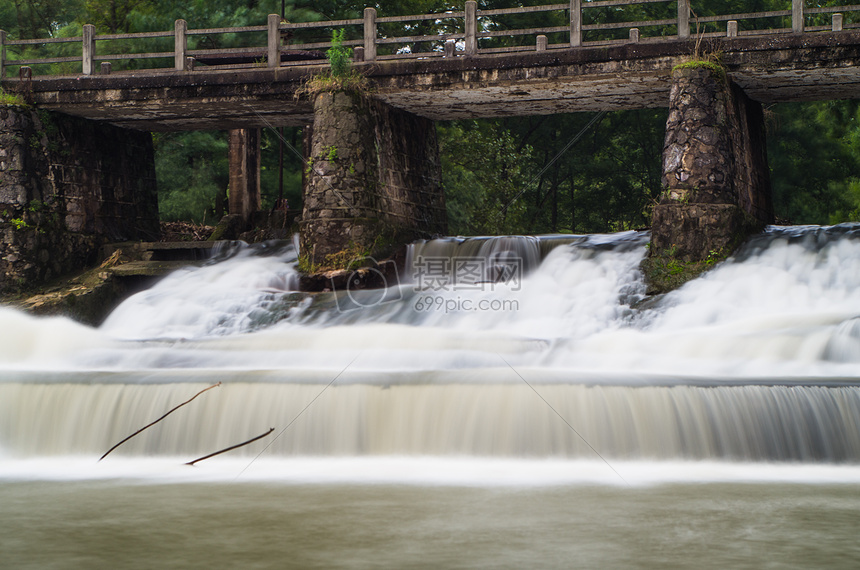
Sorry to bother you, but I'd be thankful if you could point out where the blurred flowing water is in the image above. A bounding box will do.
[2,225,860,568]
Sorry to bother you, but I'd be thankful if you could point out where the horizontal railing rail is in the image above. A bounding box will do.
[1,1,859,79]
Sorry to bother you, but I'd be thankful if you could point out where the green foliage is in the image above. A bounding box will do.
[154,131,228,223]
[297,241,370,274]
[672,59,725,77]
[326,29,352,79]
[767,100,860,224]
[640,248,724,295]
[27,200,45,213]
[297,253,318,274]
[10,218,31,231]
[155,126,304,224]
[0,88,27,107]
[440,108,666,236]
[440,121,534,235]
[303,29,367,95]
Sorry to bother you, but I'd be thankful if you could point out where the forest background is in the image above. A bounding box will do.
[2,0,859,235]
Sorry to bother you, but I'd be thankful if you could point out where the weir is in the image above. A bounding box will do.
[0,222,859,568]
[1,224,859,468]
[2,382,859,461]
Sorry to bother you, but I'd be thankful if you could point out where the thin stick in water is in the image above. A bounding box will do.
[185,428,275,466]
[99,382,222,462]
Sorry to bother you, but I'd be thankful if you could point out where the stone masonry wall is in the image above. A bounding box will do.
[0,106,158,292]
[373,100,448,238]
[652,66,773,262]
[301,91,446,263]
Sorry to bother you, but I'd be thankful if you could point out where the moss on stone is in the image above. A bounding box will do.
[297,72,370,97]
[0,88,27,107]
[672,59,727,83]
[640,250,724,295]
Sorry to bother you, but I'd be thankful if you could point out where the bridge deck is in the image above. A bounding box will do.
[4,32,860,131]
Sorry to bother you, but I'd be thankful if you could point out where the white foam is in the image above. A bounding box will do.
[2,457,860,487]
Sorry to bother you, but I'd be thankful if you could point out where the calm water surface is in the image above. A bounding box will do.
[2,480,859,569]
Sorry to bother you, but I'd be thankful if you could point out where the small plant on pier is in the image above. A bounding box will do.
[299,29,368,95]
[0,88,27,107]
[673,7,726,80]
[327,29,352,79]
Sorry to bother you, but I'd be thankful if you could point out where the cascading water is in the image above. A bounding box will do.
[4,225,860,568]
[1,225,860,475]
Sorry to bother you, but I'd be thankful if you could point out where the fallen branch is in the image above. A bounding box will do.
[99,382,221,461]
[185,428,275,466]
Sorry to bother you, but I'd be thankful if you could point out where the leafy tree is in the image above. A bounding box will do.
[440,120,535,235]
[767,100,860,224]
[154,131,228,223]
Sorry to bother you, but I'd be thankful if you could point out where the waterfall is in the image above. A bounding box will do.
[1,224,860,468]
[2,382,858,461]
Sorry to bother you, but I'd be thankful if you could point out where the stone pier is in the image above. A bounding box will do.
[300,91,447,264]
[651,66,774,262]
[0,106,158,293]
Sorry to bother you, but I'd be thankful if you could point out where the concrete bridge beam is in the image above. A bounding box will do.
[651,66,774,263]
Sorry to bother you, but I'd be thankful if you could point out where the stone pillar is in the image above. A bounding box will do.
[0,106,158,293]
[651,66,773,262]
[228,128,261,226]
[300,91,446,264]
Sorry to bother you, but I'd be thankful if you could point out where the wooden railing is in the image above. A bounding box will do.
[2,1,859,78]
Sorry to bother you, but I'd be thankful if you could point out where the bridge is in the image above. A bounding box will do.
[1,1,860,291]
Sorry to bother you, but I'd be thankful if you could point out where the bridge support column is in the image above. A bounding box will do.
[0,106,158,293]
[650,66,773,264]
[301,91,447,264]
[227,128,261,226]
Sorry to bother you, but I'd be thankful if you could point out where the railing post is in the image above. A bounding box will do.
[833,13,844,32]
[465,1,477,55]
[629,28,640,43]
[727,20,738,38]
[570,0,581,47]
[268,14,280,68]
[82,24,95,75]
[792,0,804,34]
[364,7,377,62]
[444,39,455,57]
[0,30,6,80]
[175,19,187,71]
[677,0,689,39]
[536,35,548,51]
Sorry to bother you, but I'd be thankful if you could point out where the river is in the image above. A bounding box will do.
[1,225,859,568]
